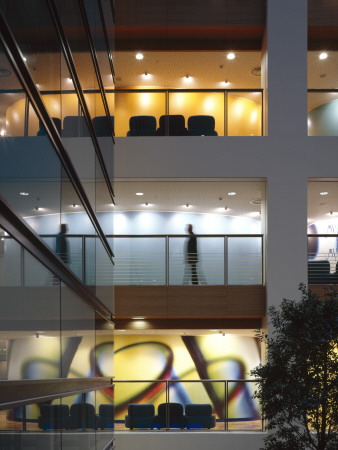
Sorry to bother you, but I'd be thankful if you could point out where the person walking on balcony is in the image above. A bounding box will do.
[184,224,199,285]
[56,223,69,265]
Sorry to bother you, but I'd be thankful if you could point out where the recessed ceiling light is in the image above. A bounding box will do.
[71,203,78,208]
[227,52,235,60]
[136,192,144,196]
[136,53,144,60]
[144,202,150,206]
[143,72,151,79]
[0,130,6,137]
[185,203,190,207]
[222,80,230,86]
[319,52,328,60]
[132,317,144,320]
[224,206,228,211]
[228,192,236,196]
[320,192,328,195]
[34,207,40,211]
[20,192,29,196]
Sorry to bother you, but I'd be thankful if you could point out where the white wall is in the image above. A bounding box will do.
[116,432,265,450]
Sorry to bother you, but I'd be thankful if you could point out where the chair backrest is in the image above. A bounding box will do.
[40,404,69,418]
[99,404,114,417]
[37,117,62,136]
[159,115,185,131]
[158,402,183,417]
[92,116,114,137]
[130,115,156,130]
[70,403,96,428]
[188,115,215,131]
[63,116,90,137]
[185,404,212,416]
[127,403,155,417]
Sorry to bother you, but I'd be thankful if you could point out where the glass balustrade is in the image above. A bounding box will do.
[113,379,263,432]
[308,234,338,284]
[0,384,114,449]
[0,89,263,139]
[1,234,263,287]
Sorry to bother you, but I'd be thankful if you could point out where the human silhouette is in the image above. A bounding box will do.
[56,223,69,265]
[184,224,199,285]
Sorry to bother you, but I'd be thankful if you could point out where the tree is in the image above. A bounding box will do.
[251,284,338,450]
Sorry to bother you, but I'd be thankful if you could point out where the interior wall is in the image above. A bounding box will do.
[308,99,338,136]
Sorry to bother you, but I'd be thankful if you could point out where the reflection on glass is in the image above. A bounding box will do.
[227,237,262,285]
[308,93,338,136]
[228,92,262,136]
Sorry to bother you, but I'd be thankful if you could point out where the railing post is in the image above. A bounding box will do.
[261,235,264,285]
[21,245,25,287]
[165,236,169,286]
[226,380,229,432]
[81,392,86,431]
[225,90,228,136]
[82,236,86,284]
[224,236,228,286]
[166,380,169,431]
[22,405,26,432]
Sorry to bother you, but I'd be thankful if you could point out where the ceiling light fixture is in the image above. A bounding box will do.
[136,53,144,60]
[184,75,192,82]
[143,72,150,79]
[144,202,149,206]
[20,192,29,196]
[320,191,328,195]
[319,52,328,60]
[132,317,144,320]
[72,203,78,208]
[227,52,235,60]
[228,192,236,196]
[34,207,40,211]
[0,129,6,137]
[223,80,230,86]
[186,203,190,207]
[136,192,144,196]
[224,206,228,211]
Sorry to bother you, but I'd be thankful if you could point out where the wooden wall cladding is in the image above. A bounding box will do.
[114,285,266,319]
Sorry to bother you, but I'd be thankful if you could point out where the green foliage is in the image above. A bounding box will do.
[251,284,338,450]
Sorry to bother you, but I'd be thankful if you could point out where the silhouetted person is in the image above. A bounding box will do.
[184,224,199,285]
[56,223,69,265]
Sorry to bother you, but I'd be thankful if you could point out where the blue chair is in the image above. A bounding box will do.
[127,115,156,136]
[156,115,188,136]
[38,404,70,430]
[153,402,185,429]
[37,117,62,136]
[62,116,90,137]
[98,404,114,429]
[187,115,218,136]
[185,404,216,429]
[69,403,98,429]
[125,403,155,429]
[92,116,114,137]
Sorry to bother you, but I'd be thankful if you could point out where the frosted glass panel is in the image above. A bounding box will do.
[169,237,224,285]
[227,237,262,285]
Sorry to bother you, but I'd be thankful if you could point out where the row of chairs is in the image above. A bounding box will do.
[36,114,218,137]
[38,403,114,431]
[125,402,216,430]
[127,115,218,136]
[37,116,114,138]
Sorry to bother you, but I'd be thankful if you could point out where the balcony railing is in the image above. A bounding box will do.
[114,379,263,432]
[308,234,338,284]
[0,88,263,138]
[1,234,264,287]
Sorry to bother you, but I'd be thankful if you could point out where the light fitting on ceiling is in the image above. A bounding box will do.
[227,52,235,60]
[185,203,190,207]
[34,207,40,211]
[224,207,228,211]
[184,75,192,82]
[72,203,78,208]
[319,52,328,60]
[0,130,6,137]
[136,53,144,60]
[228,192,236,196]
[144,202,149,206]
[143,72,150,79]
[222,80,230,86]
[20,192,29,196]
[320,192,328,196]
[136,192,144,196]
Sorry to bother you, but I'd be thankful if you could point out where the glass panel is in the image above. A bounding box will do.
[227,380,262,431]
[60,283,95,378]
[308,236,337,284]
[169,237,224,285]
[0,233,21,286]
[227,92,262,136]
[112,237,166,285]
[115,91,166,137]
[95,238,114,309]
[169,91,224,136]
[227,237,262,285]
[308,92,338,136]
